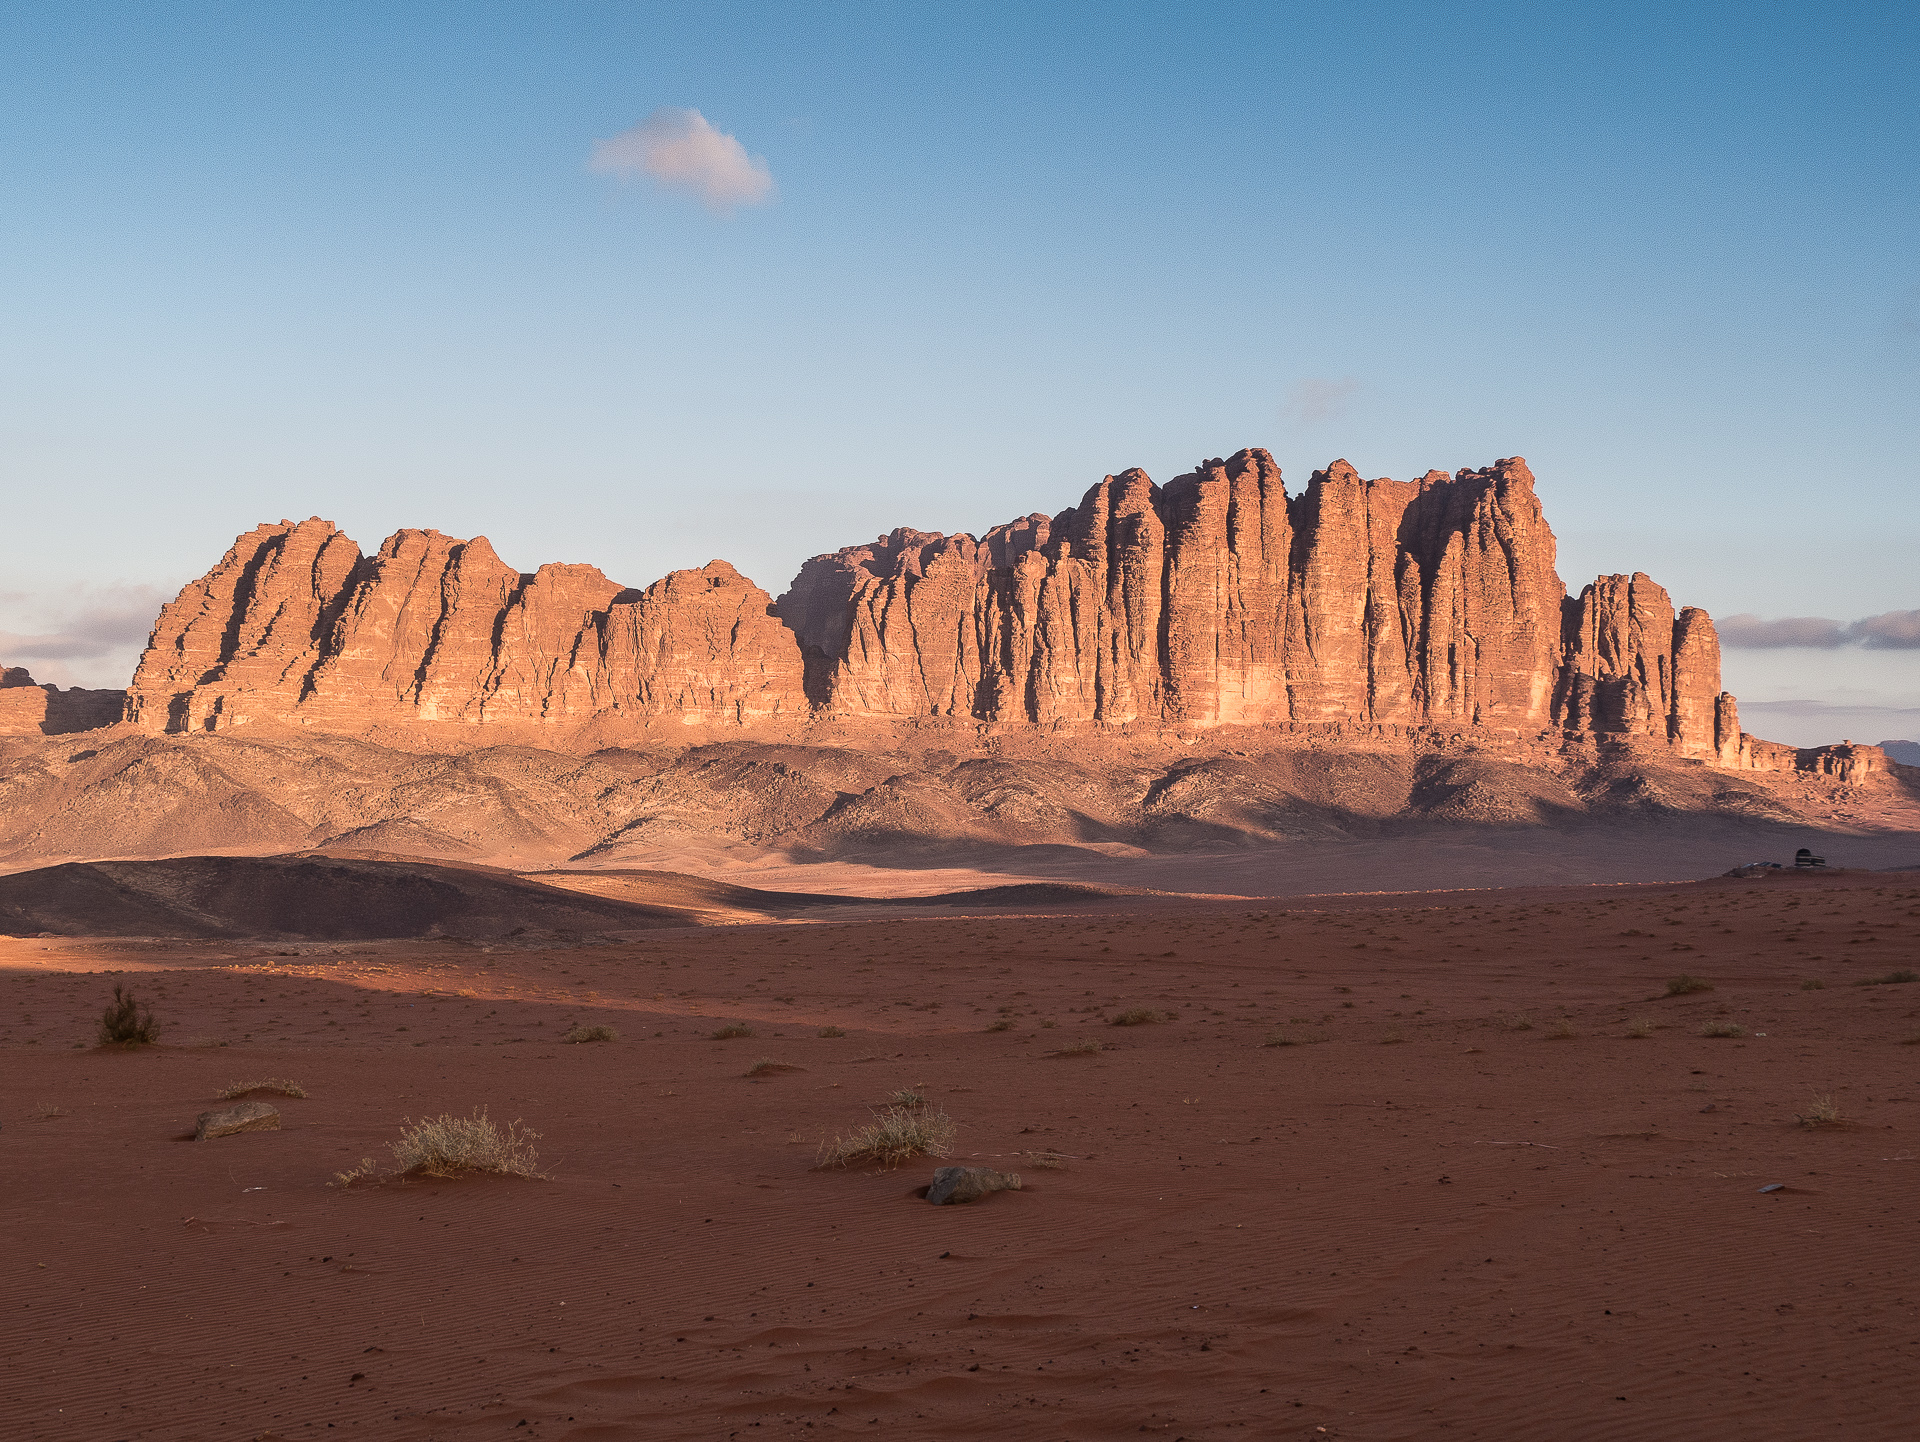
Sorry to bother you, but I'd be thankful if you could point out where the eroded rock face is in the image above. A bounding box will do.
[0,668,129,736]
[120,449,1753,762]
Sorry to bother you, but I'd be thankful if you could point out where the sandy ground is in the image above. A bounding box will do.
[4,868,1919,1439]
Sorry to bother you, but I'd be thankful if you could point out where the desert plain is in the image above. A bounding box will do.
[6,858,1920,1441]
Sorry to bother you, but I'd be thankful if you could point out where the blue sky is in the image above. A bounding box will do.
[2,2,1915,743]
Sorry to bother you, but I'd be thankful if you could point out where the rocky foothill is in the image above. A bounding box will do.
[0,666,125,737]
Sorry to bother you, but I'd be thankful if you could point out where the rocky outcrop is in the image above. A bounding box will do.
[926,1165,1022,1205]
[126,525,806,732]
[1553,574,1722,755]
[194,1101,281,1140]
[0,668,127,736]
[119,449,1780,767]
[783,453,1587,734]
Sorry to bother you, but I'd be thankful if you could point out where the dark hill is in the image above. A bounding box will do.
[0,852,1141,940]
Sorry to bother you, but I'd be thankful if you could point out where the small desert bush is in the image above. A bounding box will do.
[888,1086,927,1106]
[218,1078,306,1100]
[817,1026,845,1038]
[1380,1025,1407,1044]
[390,1109,542,1179]
[1109,1007,1169,1027]
[98,984,159,1046]
[745,1057,799,1077]
[710,1021,756,1041]
[1800,979,1824,991]
[1856,969,1918,987]
[1506,1012,1534,1032]
[1626,1017,1656,1038]
[986,1018,1012,1032]
[1023,1149,1068,1170]
[1699,1019,1746,1038]
[331,1157,379,1188]
[1264,1029,1303,1047]
[1795,1095,1843,1129]
[816,1102,955,1170]
[1054,1039,1104,1056]
[1666,974,1713,997]
[1545,1017,1578,1040]
[32,1103,68,1120]
[562,1024,618,1043]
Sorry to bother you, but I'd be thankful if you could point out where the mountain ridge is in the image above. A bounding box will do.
[116,449,1799,770]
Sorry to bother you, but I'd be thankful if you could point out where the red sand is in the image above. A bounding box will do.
[5,869,1919,1439]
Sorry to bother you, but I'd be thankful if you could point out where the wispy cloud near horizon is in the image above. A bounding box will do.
[0,583,169,688]
[1720,609,1920,650]
[590,107,775,214]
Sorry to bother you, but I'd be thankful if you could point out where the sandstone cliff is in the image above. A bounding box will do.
[121,450,1760,763]
[0,668,127,737]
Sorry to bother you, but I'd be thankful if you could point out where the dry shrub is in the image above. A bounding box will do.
[1666,975,1713,996]
[1699,1019,1746,1038]
[986,1018,1013,1032]
[1856,969,1918,987]
[1626,1017,1656,1038]
[218,1078,306,1100]
[816,1102,955,1170]
[1380,1025,1407,1044]
[32,1103,68,1120]
[1795,1095,1843,1129]
[1023,1149,1068,1170]
[1052,1038,1104,1056]
[745,1057,800,1077]
[817,1026,846,1038]
[1506,1013,1534,1032]
[888,1086,927,1106]
[710,1022,756,1041]
[563,1024,618,1044]
[1800,979,1825,991]
[390,1109,543,1179]
[98,984,158,1046]
[1110,1008,1169,1027]
[1545,1017,1578,1040]
[1263,1029,1303,1047]
[331,1157,379,1188]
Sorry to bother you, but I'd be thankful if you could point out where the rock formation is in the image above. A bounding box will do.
[0,667,128,737]
[120,449,1765,764]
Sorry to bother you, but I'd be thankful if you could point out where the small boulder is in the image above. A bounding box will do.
[195,1100,281,1141]
[926,1166,1020,1205]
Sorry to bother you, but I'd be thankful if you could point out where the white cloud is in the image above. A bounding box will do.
[590,107,775,214]
[1280,377,1360,426]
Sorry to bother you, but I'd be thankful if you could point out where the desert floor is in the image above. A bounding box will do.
[4,867,1919,1440]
